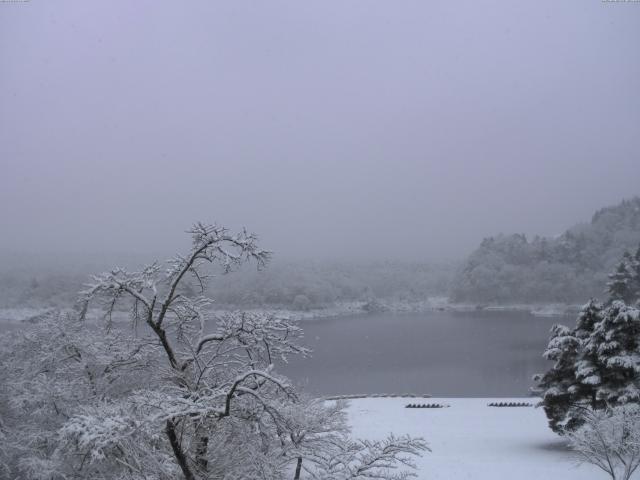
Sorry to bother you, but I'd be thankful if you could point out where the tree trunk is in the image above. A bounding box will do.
[294,457,303,480]
[150,323,179,369]
[166,419,196,480]
[195,432,209,473]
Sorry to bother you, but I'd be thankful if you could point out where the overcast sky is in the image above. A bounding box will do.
[1,1,639,262]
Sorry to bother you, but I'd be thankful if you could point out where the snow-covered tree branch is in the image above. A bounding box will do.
[568,405,640,480]
[0,222,427,480]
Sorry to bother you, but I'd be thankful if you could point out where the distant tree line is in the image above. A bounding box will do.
[0,258,456,312]
[451,197,640,304]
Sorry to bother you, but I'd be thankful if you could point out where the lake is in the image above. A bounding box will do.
[0,309,565,397]
[278,310,562,397]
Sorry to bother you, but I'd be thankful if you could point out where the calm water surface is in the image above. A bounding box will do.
[278,311,560,397]
[0,310,562,397]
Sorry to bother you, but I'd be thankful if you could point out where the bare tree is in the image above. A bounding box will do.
[568,405,640,480]
[75,222,309,479]
[0,223,427,480]
[60,222,428,480]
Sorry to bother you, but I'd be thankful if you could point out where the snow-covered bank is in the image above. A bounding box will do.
[478,302,583,317]
[0,298,581,325]
[211,301,367,321]
[213,298,582,321]
[347,397,601,480]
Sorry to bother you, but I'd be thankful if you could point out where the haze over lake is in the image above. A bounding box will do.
[279,311,558,397]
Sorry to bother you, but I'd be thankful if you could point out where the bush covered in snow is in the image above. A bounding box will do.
[568,404,640,480]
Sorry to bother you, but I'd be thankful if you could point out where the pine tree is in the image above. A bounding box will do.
[607,254,635,304]
[535,301,607,433]
[629,244,640,303]
[536,299,640,435]
[534,323,583,433]
[587,301,640,405]
[535,325,579,433]
[573,300,605,410]
[539,247,640,435]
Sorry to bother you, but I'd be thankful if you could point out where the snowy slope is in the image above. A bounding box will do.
[347,398,603,480]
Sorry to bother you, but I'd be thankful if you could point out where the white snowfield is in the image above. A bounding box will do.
[347,397,603,480]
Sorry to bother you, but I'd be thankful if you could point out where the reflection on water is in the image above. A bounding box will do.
[278,311,560,397]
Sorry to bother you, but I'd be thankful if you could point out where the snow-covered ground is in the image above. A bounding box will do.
[347,397,602,480]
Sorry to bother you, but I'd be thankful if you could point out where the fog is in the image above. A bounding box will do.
[1,1,639,261]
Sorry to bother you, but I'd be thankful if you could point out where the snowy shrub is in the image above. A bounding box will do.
[568,404,640,480]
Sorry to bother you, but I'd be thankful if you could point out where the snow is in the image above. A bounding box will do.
[346,397,602,479]
[0,308,55,323]
[0,299,582,327]
[208,298,581,322]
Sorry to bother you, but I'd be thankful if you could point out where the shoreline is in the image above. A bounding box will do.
[0,298,582,324]
[214,298,583,321]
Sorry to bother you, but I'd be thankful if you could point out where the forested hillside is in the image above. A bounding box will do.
[451,197,640,303]
[0,257,455,311]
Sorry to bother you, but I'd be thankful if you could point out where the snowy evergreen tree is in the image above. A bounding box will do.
[536,298,640,435]
[534,323,583,433]
[586,301,640,405]
[607,257,635,304]
[629,244,640,303]
[535,301,604,433]
[573,300,606,411]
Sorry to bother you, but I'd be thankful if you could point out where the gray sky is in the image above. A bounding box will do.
[1,1,639,261]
